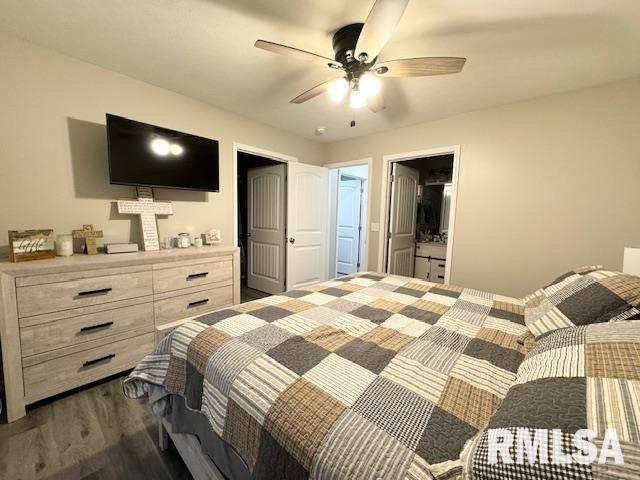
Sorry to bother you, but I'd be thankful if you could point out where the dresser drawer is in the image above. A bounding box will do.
[154,285,233,326]
[430,262,446,284]
[153,258,232,294]
[20,302,154,357]
[23,333,155,402]
[16,271,153,317]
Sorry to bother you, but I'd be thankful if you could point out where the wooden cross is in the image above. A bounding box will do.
[72,225,104,255]
[117,186,173,251]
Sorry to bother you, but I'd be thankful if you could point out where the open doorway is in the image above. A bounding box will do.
[379,147,460,284]
[236,150,287,302]
[327,161,371,278]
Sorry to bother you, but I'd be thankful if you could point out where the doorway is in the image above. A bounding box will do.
[236,150,287,301]
[379,146,460,284]
[234,144,331,298]
[327,161,372,278]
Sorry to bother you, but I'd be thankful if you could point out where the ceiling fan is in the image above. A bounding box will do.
[254,0,466,112]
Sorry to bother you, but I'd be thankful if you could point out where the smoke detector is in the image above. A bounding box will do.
[315,126,326,136]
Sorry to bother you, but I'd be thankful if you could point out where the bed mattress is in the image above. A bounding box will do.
[124,273,530,479]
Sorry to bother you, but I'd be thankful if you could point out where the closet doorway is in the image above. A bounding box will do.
[234,145,293,301]
[234,144,331,300]
[379,146,460,284]
[327,160,372,278]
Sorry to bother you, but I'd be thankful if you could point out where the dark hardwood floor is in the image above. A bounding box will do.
[0,375,192,480]
[240,285,270,304]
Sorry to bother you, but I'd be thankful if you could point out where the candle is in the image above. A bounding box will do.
[56,234,73,257]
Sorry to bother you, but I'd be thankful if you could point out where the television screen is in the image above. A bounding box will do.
[107,114,219,192]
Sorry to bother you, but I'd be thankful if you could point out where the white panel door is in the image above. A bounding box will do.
[287,163,329,289]
[387,163,419,277]
[336,178,363,276]
[247,164,286,294]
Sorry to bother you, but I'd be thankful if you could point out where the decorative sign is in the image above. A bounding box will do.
[72,225,104,255]
[117,186,173,251]
[8,229,56,262]
[205,229,221,245]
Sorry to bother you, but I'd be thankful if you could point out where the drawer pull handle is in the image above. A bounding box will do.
[437,275,445,279]
[78,288,112,297]
[80,321,114,333]
[188,299,209,309]
[82,353,115,368]
[187,272,209,281]
[438,263,446,268]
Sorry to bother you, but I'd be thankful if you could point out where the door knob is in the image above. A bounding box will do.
[289,238,295,244]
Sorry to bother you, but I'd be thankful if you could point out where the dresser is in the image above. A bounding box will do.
[0,246,239,422]
[414,242,447,283]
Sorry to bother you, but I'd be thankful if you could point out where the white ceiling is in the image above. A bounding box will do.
[1,0,639,142]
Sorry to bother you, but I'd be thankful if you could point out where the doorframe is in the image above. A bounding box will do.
[324,157,373,273]
[378,146,461,283]
[232,142,298,248]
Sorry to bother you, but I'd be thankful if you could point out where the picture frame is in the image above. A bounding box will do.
[8,229,56,262]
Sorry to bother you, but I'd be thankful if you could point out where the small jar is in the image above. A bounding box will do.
[56,234,73,257]
[177,233,191,248]
[194,237,203,248]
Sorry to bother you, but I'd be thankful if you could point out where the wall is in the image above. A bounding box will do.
[325,78,640,297]
[0,35,323,251]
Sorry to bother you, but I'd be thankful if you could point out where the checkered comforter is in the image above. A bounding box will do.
[459,320,640,480]
[124,273,530,479]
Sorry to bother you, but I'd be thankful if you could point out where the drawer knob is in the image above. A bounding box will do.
[80,321,114,333]
[82,353,116,368]
[187,272,209,281]
[188,299,209,309]
[77,288,112,297]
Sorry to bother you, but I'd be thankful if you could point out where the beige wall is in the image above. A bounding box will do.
[2,34,639,298]
[0,35,323,250]
[325,78,640,297]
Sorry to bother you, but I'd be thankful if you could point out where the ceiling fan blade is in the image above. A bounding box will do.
[290,80,335,104]
[367,93,385,113]
[255,40,342,69]
[355,0,409,63]
[374,57,466,77]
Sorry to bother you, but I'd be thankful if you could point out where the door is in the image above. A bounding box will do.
[387,163,419,276]
[286,163,329,289]
[336,176,363,276]
[247,164,286,294]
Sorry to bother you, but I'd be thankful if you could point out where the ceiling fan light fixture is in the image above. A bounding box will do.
[349,88,367,109]
[328,78,349,102]
[359,73,381,98]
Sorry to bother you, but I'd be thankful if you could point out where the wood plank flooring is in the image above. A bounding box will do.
[240,285,270,304]
[0,374,192,480]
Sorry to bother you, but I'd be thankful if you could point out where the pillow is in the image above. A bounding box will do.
[543,265,604,290]
[459,320,640,479]
[522,265,604,308]
[524,268,640,338]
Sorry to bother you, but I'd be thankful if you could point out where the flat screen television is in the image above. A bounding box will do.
[107,114,219,192]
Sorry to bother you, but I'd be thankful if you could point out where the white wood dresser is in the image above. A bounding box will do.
[0,245,240,422]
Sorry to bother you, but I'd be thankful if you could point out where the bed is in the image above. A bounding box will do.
[124,272,531,479]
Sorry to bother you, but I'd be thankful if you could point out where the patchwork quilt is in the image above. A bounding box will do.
[124,273,529,479]
[460,320,640,479]
[524,268,640,338]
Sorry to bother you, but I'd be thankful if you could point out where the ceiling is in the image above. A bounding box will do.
[1,0,639,142]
